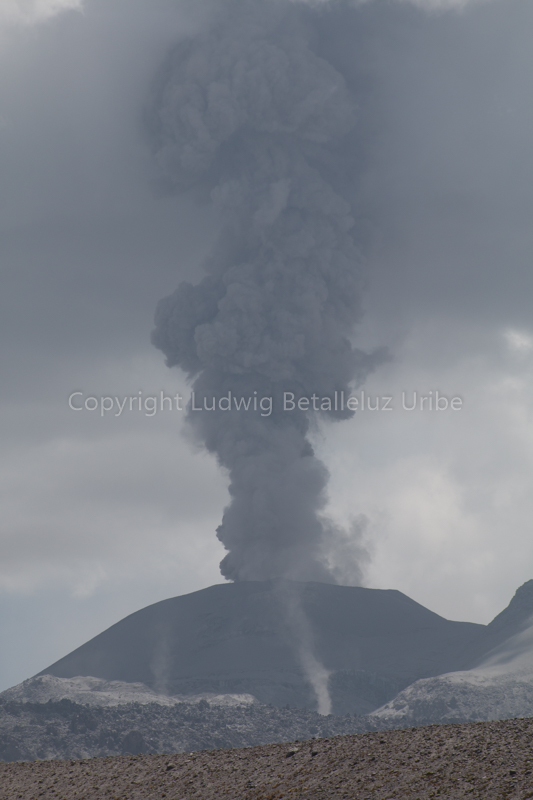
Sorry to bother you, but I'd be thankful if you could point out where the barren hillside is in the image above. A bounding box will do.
[2,717,533,799]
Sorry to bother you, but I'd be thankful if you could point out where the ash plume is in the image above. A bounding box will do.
[149,0,378,584]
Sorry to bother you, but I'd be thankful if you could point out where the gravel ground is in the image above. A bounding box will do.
[2,717,533,799]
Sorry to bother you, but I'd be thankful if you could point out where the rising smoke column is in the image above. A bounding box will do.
[150,0,376,584]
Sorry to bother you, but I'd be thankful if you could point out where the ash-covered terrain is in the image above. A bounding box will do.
[2,580,533,763]
[0,695,370,763]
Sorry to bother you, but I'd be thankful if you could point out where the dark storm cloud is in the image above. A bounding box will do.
[0,0,231,423]
[316,0,533,335]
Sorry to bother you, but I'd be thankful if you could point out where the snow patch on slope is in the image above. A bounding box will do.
[371,616,533,725]
[0,675,256,708]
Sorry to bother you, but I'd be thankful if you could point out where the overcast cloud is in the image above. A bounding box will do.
[0,0,81,26]
[1,0,532,691]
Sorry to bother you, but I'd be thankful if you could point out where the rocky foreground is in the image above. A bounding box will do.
[2,717,533,799]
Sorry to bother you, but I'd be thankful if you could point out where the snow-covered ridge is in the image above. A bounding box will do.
[0,675,256,708]
[369,667,533,725]
[370,614,533,725]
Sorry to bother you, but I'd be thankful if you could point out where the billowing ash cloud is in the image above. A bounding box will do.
[149,0,379,584]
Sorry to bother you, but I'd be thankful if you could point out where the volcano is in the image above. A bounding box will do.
[28,581,497,715]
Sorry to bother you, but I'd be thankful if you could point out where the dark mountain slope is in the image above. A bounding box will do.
[36,581,485,714]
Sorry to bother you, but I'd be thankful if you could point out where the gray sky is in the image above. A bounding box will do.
[1,0,532,691]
